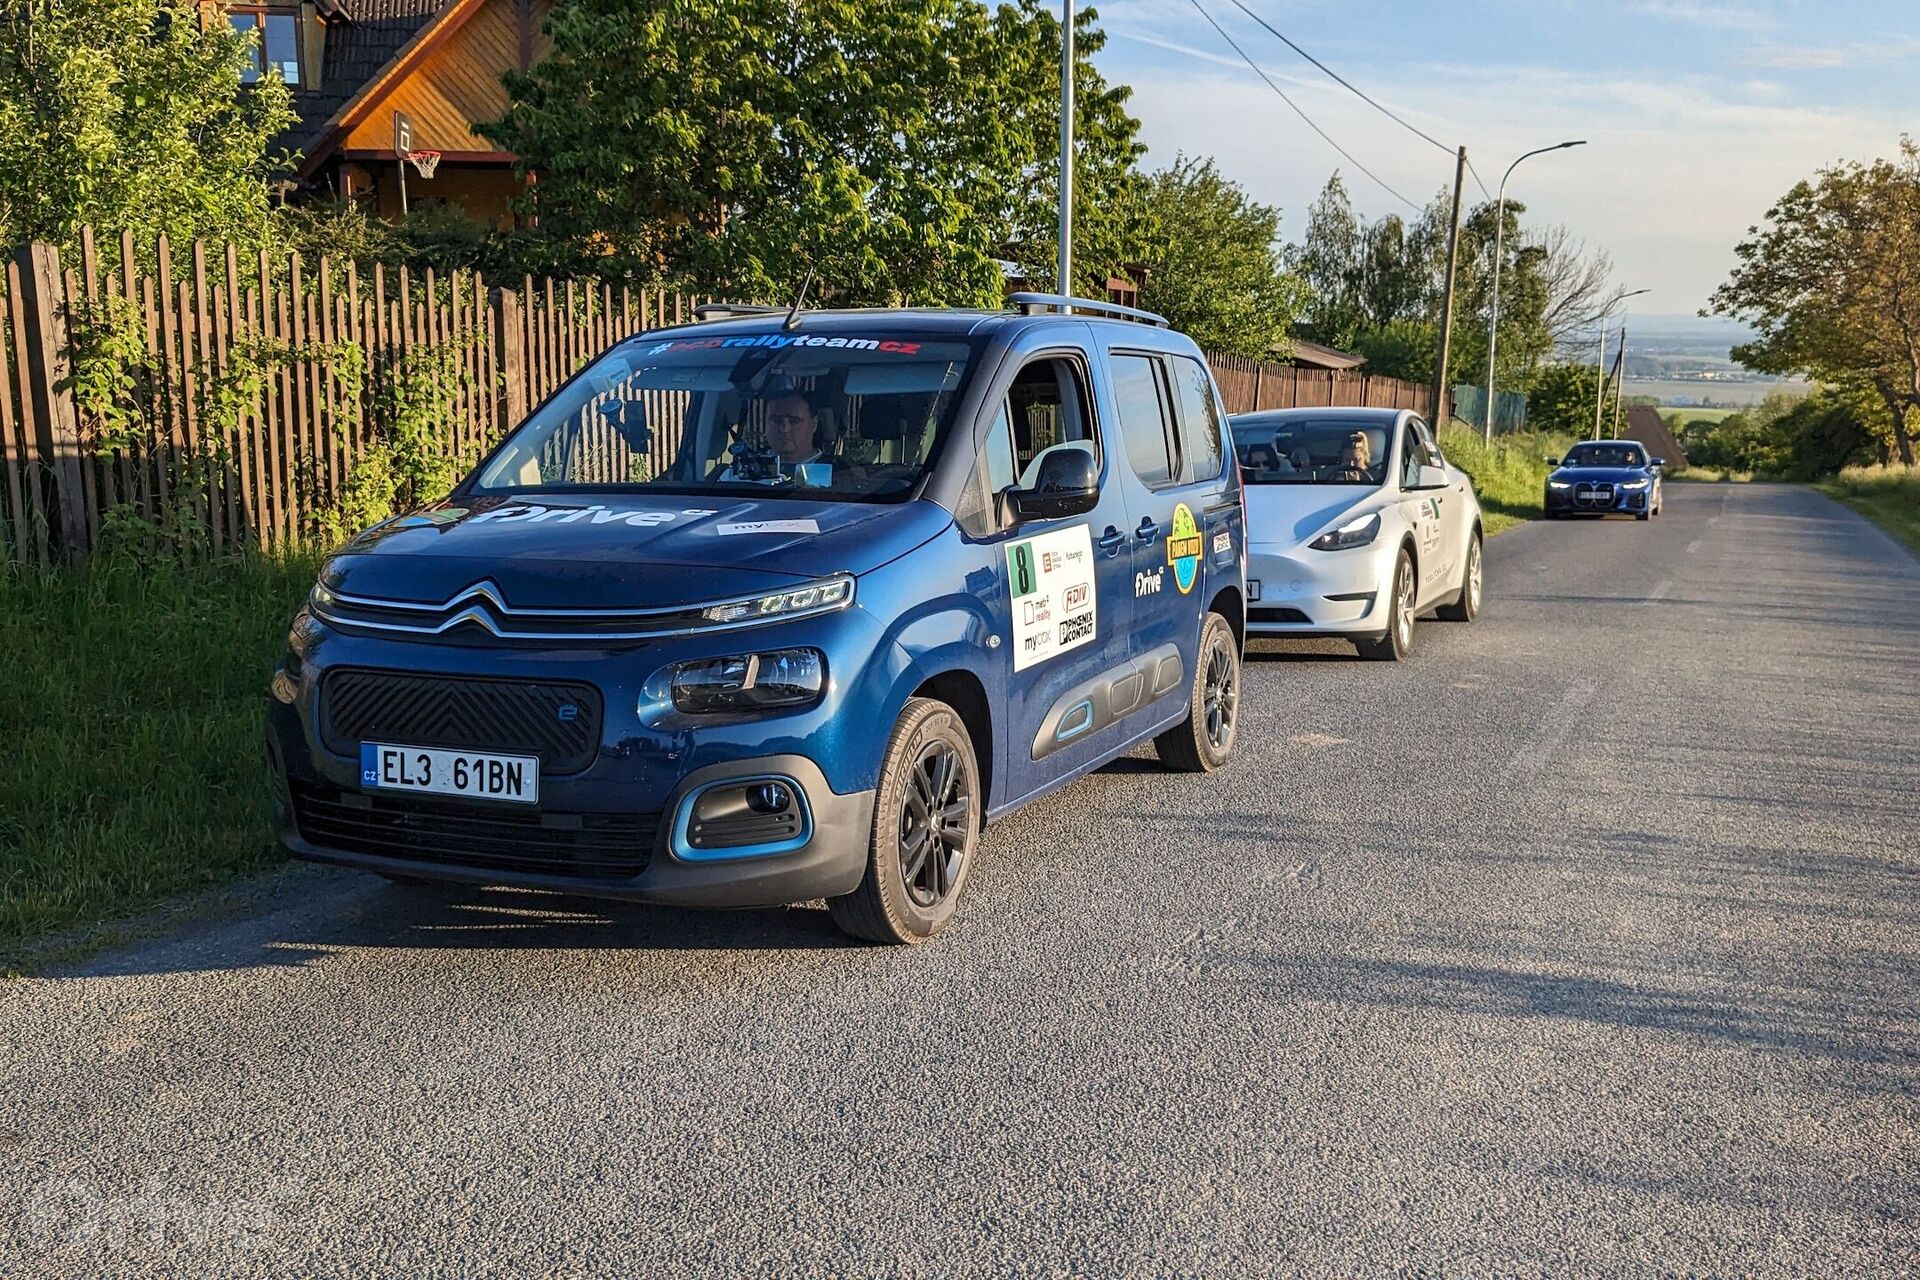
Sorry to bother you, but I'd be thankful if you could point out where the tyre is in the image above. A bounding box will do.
[1635,510,1651,522]
[1154,612,1241,773]
[1355,549,1415,661]
[828,697,981,945]
[1437,532,1482,622]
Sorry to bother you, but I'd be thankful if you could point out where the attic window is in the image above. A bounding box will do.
[230,7,301,86]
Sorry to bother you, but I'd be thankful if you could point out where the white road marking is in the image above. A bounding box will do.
[1643,579,1673,605]
[1509,680,1599,779]
[1686,539,1703,555]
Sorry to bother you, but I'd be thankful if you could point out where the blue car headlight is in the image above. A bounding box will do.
[1620,478,1649,490]
[1547,480,1572,490]
[669,648,826,714]
[699,576,854,625]
[1308,512,1382,552]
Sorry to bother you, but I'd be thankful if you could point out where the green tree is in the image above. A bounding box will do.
[0,0,294,259]
[485,0,1148,304]
[1133,155,1304,357]
[1288,174,1367,348]
[1711,139,1920,464]
[1526,362,1606,437]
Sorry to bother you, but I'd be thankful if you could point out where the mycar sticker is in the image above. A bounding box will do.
[1166,503,1204,594]
[1006,525,1097,672]
[716,519,821,536]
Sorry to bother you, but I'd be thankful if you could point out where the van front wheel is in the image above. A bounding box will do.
[828,697,981,945]
[1155,612,1240,773]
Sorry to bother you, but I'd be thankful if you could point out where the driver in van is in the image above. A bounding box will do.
[719,390,826,481]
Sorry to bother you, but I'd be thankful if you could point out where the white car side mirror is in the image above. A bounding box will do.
[1411,463,1449,490]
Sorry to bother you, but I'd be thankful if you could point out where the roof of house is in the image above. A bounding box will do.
[1278,338,1368,372]
[1621,405,1691,468]
[276,0,456,167]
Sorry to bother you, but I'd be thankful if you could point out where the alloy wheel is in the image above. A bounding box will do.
[898,740,971,909]
[1395,564,1415,649]
[1203,635,1238,752]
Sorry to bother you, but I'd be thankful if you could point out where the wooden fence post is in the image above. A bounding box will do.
[496,286,526,430]
[17,243,89,561]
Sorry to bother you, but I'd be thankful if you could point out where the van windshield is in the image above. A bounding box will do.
[472,331,983,503]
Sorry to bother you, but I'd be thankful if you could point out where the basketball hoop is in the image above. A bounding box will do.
[406,150,441,180]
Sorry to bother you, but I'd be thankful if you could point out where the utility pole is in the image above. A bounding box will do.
[1428,145,1466,429]
[1593,319,1608,440]
[1612,325,1629,435]
[1056,0,1074,304]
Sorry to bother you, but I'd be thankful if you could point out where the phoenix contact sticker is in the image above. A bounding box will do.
[1166,503,1204,595]
[1005,525,1097,672]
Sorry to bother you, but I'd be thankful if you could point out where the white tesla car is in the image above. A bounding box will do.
[1229,407,1483,660]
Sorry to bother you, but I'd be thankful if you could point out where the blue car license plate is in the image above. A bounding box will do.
[360,743,539,805]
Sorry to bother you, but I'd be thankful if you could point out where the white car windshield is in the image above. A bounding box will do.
[473,331,982,503]
[1230,417,1391,486]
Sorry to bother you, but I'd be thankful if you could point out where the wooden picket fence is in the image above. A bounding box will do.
[0,228,1440,567]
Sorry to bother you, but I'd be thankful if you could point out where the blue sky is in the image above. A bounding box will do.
[1091,0,1920,316]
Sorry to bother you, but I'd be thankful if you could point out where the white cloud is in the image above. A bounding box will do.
[1627,1,1777,31]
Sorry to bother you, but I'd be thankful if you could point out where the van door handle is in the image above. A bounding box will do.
[1135,517,1161,542]
[1098,527,1126,555]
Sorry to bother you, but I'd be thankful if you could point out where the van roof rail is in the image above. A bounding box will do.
[692,303,788,321]
[1007,292,1169,328]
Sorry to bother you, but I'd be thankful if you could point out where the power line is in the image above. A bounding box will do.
[1463,156,1493,203]
[1224,0,1456,159]
[1185,0,1421,213]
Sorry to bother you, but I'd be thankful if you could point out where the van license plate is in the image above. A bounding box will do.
[360,744,539,805]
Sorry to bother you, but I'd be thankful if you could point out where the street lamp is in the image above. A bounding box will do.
[1483,140,1586,442]
[1592,287,1651,439]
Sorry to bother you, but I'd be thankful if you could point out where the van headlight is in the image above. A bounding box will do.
[669,648,826,714]
[1308,512,1382,552]
[699,576,854,625]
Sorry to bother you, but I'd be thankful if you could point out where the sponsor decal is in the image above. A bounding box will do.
[1006,525,1097,672]
[1211,528,1232,556]
[645,334,923,357]
[715,519,821,536]
[467,503,717,528]
[1165,502,1203,594]
[1135,567,1164,597]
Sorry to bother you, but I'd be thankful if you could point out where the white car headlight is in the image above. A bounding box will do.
[1308,512,1382,552]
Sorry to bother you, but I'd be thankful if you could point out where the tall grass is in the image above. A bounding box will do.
[1439,425,1578,534]
[1819,463,1920,555]
[0,549,319,956]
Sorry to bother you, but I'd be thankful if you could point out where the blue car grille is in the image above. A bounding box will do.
[320,669,602,775]
[290,781,656,881]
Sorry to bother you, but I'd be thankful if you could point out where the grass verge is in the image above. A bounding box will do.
[1669,467,1754,483]
[0,550,318,963]
[1818,464,1920,556]
[1438,425,1577,535]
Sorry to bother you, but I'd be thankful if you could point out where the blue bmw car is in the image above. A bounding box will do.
[268,297,1247,944]
[1543,440,1665,521]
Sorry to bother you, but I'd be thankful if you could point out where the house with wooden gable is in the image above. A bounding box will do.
[222,0,552,225]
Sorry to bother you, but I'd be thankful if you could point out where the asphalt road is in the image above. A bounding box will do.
[5,483,1919,1278]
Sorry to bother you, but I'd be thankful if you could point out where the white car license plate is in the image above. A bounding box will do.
[360,743,539,805]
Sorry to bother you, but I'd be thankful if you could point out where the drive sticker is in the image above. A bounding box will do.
[716,519,820,536]
[1005,525,1097,672]
[467,503,717,528]
[1166,503,1203,594]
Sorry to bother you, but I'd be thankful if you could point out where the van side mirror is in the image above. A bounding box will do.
[1009,448,1099,521]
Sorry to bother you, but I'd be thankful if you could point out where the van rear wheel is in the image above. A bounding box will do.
[828,697,981,945]
[1154,612,1240,773]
